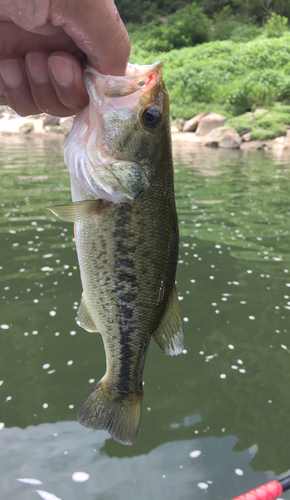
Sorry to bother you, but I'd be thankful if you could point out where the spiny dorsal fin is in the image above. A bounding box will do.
[152,285,184,356]
[77,293,99,333]
[46,200,100,222]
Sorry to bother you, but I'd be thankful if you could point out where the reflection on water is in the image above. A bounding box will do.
[1,136,290,499]
[0,421,268,500]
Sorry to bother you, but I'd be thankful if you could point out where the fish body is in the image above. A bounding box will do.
[48,61,184,445]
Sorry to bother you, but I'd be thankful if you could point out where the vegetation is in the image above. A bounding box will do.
[227,106,290,140]
[129,34,290,119]
[116,0,290,139]
[115,0,290,24]
[120,2,290,138]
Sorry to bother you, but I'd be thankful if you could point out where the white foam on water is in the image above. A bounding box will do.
[189,450,201,458]
[17,478,42,485]
[235,469,244,476]
[72,471,90,482]
[36,490,62,500]
[197,482,208,490]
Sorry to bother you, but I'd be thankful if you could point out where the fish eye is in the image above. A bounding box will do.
[141,107,162,130]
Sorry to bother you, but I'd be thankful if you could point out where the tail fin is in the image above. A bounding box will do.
[77,379,142,446]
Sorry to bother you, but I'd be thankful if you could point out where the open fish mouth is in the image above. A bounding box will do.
[84,60,164,99]
[63,61,165,203]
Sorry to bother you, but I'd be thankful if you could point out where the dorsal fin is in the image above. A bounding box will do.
[152,285,184,356]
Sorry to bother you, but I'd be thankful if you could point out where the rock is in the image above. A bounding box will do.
[171,125,179,133]
[195,112,227,136]
[242,132,251,142]
[257,143,270,151]
[43,115,60,127]
[19,122,34,134]
[204,126,241,149]
[272,136,285,144]
[44,125,61,134]
[174,118,185,131]
[203,127,224,147]
[59,116,74,136]
[219,131,241,149]
[183,112,207,133]
[254,108,268,115]
[239,127,252,136]
[171,132,202,143]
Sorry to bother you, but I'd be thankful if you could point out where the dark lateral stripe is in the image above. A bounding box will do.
[116,271,137,284]
[117,291,137,303]
[114,258,135,270]
[114,290,138,397]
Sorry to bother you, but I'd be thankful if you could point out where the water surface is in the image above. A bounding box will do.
[1,135,290,499]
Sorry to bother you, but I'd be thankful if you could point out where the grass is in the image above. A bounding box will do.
[227,105,290,140]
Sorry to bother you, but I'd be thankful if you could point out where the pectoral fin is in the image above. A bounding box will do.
[152,285,184,356]
[77,293,99,333]
[46,199,106,222]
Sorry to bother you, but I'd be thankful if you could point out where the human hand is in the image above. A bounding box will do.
[0,0,130,116]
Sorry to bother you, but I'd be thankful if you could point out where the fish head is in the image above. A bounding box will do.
[64,61,171,203]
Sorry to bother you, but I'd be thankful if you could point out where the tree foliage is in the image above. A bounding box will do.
[144,3,211,51]
[115,0,290,24]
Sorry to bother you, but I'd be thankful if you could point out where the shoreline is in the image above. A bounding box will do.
[0,111,289,153]
[171,131,289,152]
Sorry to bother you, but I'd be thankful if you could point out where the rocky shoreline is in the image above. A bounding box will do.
[0,106,289,153]
[171,111,290,152]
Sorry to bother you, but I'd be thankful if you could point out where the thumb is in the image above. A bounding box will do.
[50,0,130,76]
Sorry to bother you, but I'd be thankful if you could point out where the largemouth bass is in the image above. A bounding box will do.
[48,60,184,445]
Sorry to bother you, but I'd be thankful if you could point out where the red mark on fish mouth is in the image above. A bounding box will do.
[145,74,154,86]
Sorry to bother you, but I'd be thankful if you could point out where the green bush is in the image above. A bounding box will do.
[145,2,211,51]
[212,6,236,40]
[227,106,290,141]
[264,12,288,38]
[128,31,290,124]
[211,7,261,43]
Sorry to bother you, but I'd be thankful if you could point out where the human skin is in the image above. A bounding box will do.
[0,0,130,116]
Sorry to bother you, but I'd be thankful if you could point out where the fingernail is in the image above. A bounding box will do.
[49,56,74,86]
[0,59,23,88]
[26,52,49,84]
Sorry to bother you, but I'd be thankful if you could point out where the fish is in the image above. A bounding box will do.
[47,60,184,445]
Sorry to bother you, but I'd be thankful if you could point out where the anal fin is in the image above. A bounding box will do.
[77,293,99,333]
[152,285,184,356]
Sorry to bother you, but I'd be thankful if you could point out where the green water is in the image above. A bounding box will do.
[1,135,290,499]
